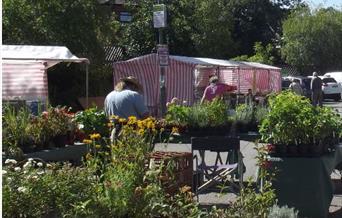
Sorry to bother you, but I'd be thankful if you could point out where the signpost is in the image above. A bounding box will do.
[153,3,167,117]
[153,4,167,28]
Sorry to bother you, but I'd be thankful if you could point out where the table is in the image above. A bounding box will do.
[268,144,342,218]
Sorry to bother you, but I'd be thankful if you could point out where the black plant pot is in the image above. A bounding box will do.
[298,144,310,157]
[187,125,231,137]
[53,134,68,148]
[235,121,248,133]
[287,145,299,157]
[274,144,287,157]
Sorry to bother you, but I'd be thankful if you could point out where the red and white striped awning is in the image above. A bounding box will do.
[2,45,89,102]
[2,61,48,100]
[113,54,281,115]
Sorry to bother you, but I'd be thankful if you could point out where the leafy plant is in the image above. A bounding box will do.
[259,91,342,154]
[166,98,231,129]
[74,107,109,137]
[268,204,298,218]
[165,104,190,127]
[2,105,32,153]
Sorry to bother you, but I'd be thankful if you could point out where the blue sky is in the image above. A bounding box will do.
[305,0,342,8]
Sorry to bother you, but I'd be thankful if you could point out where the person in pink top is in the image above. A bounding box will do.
[200,75,237,104]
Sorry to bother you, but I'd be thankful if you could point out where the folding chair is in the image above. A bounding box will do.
[191,136,244,198]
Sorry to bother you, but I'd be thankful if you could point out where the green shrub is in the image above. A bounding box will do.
[166,98,231,128]
[2,105,32,152]
[73,107,109,137]
[260,91,342,146]
[268,204,298,218]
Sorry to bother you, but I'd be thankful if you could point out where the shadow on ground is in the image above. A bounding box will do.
[329,179,342,218]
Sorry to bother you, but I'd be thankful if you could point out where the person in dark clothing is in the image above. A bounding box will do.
[310,72,323,107]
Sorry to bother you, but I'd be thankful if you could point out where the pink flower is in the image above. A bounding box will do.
[266,144,276,153]
[42,111,49,119]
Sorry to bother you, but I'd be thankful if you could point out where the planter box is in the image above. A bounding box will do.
[267,144,342,218]
[147,151,193,194]
[23,143,89,164]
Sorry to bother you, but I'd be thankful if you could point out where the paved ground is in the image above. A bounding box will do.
[154,99,342,215]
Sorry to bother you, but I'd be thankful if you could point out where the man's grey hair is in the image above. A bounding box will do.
[313,72,318,77]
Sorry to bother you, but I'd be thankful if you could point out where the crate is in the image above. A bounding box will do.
[147,151,193,194]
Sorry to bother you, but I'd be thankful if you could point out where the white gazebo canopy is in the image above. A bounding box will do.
[2,45,90,106]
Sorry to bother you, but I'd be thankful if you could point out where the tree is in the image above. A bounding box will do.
[232,42,276,65]
[120,0,302,60]
[281,7,342,74]
[3,0,119,108]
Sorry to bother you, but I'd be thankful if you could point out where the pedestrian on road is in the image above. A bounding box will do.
[104,76,149,119]
[200,75,236,104]
[289,78,303,96]
[310,72,323,107]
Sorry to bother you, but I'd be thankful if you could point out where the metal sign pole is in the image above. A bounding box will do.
[154,3,167,117]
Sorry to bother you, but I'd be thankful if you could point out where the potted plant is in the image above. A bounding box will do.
[186,98,232,136]
[73,107,110,138]
[259,91,341,157]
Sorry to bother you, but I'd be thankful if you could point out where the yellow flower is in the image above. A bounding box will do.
[118,118,126,123]
[171,127,179,134]
[137,120,144,129]
[127,116,137,125]
[95,144,101,149]
[110,115,119,120]
[107,122,113,128]
[138,129,145,136]
[90,133,101,140]
[85,153,92,160]
[83,139,92,144]
[180,185,191,193]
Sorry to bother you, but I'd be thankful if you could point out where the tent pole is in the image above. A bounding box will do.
[86,63,89,109]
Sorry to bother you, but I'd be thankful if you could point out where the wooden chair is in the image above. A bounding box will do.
[191,136,244,198]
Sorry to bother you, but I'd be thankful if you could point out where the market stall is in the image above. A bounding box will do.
[2,45,90,108]
[113,53,281,115]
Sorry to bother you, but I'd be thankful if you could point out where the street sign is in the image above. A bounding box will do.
[153,4,167,28]
[157,44,169,66]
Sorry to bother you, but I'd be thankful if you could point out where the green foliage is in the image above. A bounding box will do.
[281,7,342,74]
[2,105,74,154]
[2,0,119,106]
[73,107,109,137]
[2,105,32,149]
[259,91,342,146]
[267,204,298,218]
[233,42,276,65]
[165,98,231,128]
[2,161,97,218]
[120,0,296,59]
[165,104,191,127]
[208,143,279,218]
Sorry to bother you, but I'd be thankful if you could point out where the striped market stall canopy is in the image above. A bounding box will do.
[2,45,89,104]
[113,53,281,114]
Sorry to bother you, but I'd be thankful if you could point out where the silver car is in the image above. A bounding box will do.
[321,77,342,101]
